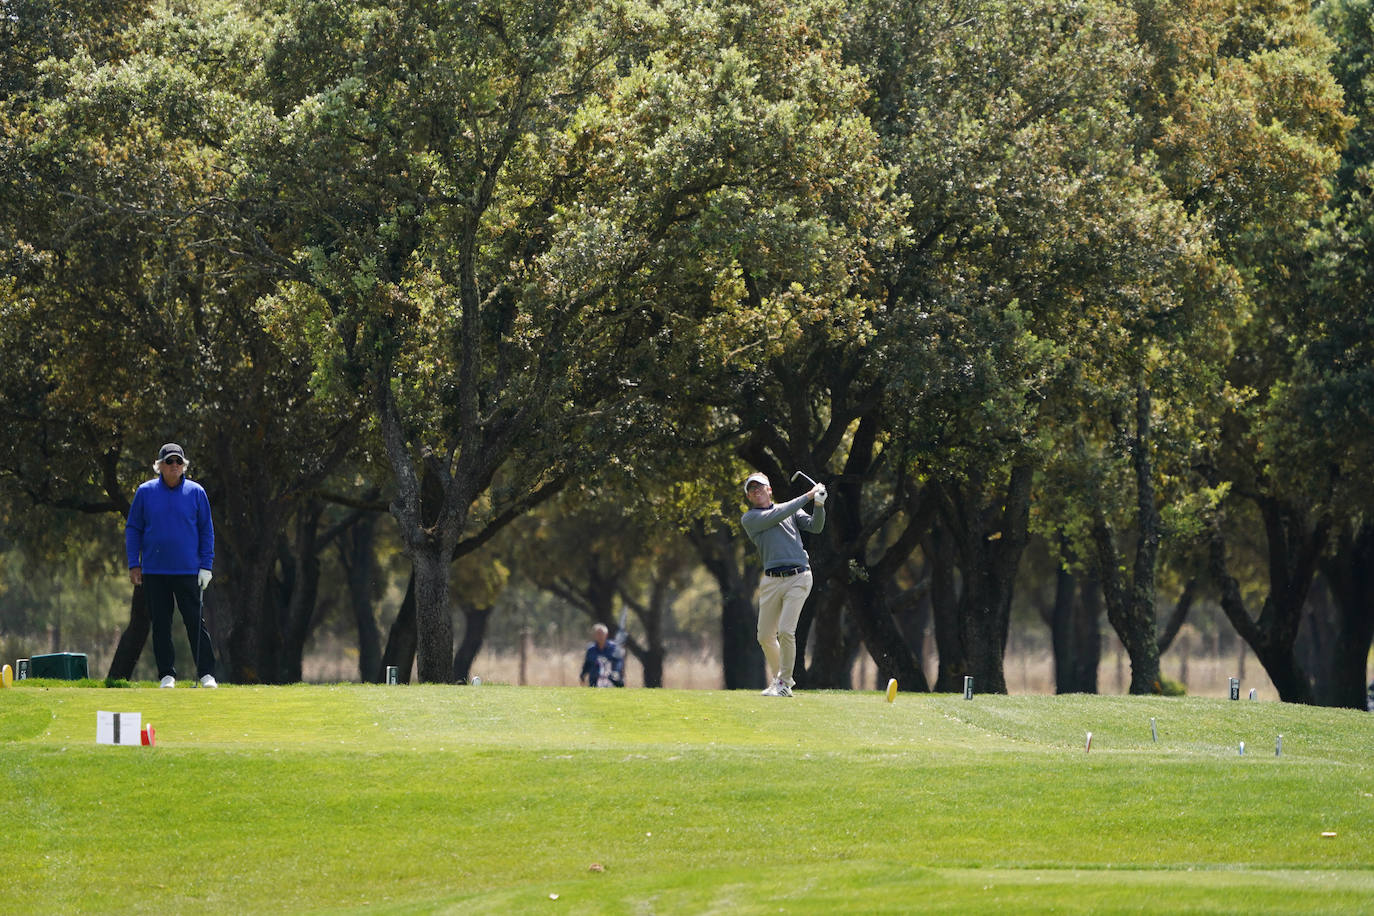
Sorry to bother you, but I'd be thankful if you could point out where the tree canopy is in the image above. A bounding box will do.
[2,0,1371,703]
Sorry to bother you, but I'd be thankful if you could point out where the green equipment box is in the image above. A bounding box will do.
[29,653,89,680]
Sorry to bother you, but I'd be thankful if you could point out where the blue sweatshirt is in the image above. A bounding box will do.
[125,477,215,574]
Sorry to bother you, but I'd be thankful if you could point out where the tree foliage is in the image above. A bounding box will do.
[1,0,1370,703]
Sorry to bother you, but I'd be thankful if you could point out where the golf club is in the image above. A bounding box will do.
[792,470,830,500]
[195,578,207,687]
[614,605,630,664]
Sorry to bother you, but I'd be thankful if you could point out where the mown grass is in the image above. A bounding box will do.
[2,683,1371,913]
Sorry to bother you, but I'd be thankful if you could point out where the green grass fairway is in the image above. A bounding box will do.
[3,684,1372,913]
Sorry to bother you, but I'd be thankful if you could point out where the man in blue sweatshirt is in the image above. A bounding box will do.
[579,623,625,687]
[126,443,218,688]
[740,472,826,697]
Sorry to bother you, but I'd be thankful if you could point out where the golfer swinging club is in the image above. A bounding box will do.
[741,472,826,697]
[125,443,218,688]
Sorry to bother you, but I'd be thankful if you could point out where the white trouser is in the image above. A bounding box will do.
[756,570,812,686]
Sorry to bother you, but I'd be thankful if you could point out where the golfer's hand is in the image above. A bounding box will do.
[129,567,142,586]
[198,569,213,590]
[813,485,827,506]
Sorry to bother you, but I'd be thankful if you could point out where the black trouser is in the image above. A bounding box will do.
[144,574,216,680]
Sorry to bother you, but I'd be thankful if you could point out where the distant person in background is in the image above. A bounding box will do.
[580,623,624,687]
[126,443,218,688]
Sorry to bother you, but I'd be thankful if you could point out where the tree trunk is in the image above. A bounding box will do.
[960,570,1009,694]
[412,545,455,683]
[795,472,846,689]
[841,479,933,692]
[1321,521,1374,709]
[1093,511,1161,694]
[1157,579,1197,655]
[224,547,278,684]
[1092,381,1164,694]
[212,487,285,683]
[798,578,850,688]
[452,604,492,683]
[341,514,383,683]
[1050,561,1102,694]
[205,429,290,684]
[277,503,323,683]
[890,579,932,688]
[941,464,1033,695]
[720,578,764,689]
[848,575,928,691]
[376,386,463,684]
[1079,574,1105,689]
[380,573,418,683]
[1208,497,1327,704]
[925,520,966,692]
[620,578,671,688]
[106,586,150,680]
[689,523,765,690]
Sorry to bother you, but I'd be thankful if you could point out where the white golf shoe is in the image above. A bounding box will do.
[159,676,175,688]
[199,675,218,689]
[762,676,792,697]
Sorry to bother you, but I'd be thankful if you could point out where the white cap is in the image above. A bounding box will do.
[744,472,770,494]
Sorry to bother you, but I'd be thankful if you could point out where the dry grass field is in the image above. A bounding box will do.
[57,619,1282,699]
[305,638,1277,700]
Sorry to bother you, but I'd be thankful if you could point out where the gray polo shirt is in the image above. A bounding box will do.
[741,493,826,571]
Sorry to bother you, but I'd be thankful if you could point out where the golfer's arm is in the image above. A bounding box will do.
[197,492,215,571]
[799,506,826,533]
[741,494,811,536]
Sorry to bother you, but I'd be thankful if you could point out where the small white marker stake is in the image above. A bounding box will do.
[1239,741,1245,756]
[1249,688,1256,700]
[1150,718,1158,743]
[1276,734,1282,756]
[1085,731,1093,752]
[96,711,143,746]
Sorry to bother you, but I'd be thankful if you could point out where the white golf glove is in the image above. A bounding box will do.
[198,569,213,590]
[814,486,827,506]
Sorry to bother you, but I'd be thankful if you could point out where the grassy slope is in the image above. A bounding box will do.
[1,684,1371,914]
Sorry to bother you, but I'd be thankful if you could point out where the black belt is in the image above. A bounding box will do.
[765,566,808,578]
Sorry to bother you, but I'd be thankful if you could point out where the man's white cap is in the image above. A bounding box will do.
[744,472,770,494]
